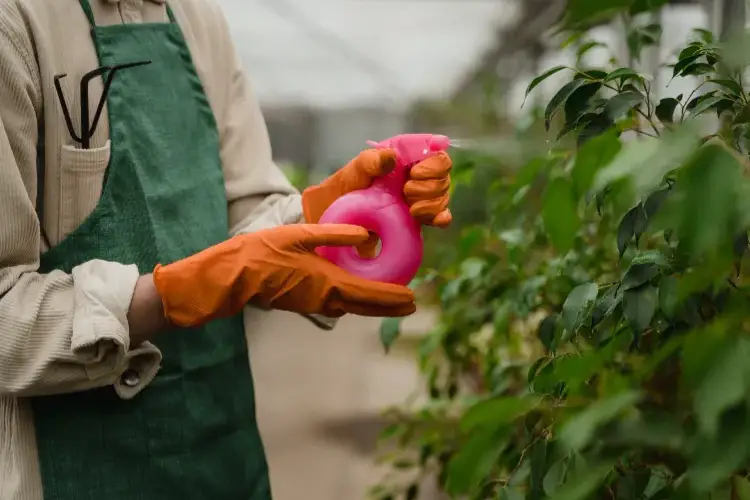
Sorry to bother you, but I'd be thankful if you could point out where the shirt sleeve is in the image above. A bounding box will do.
[0,1,161,399]
[209,5,338,331]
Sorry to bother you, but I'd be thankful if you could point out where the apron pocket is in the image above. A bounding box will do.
[59,141,111,240]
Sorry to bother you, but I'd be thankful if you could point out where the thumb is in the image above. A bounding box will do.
[347,149,397,185]
[297,224,371,250]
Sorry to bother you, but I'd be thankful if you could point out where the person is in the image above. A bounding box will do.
[0,0,453,498]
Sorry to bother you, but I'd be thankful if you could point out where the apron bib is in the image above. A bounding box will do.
[30,2,271,498]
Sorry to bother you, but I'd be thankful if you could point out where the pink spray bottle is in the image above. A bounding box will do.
[315,133,452,286]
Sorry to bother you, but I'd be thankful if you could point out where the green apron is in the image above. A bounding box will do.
[30,2,271,498]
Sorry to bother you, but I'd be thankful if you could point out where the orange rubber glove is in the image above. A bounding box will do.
[152,224,416,328]
[301,149,453,228]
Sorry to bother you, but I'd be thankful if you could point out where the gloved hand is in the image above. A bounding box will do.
[301,149,453,228]
[152,224,416,328]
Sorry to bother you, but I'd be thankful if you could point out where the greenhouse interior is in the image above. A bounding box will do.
[3,0,750,498]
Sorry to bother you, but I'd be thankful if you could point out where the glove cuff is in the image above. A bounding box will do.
[301,184,332,224]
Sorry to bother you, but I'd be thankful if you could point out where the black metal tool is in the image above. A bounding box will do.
[54,61,151,149]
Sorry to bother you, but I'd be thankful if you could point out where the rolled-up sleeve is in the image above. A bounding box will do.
[0,2,161,399]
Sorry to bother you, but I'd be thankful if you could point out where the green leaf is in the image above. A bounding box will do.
[655,97,679,124]
[630,0,669,15]
[528,357,548,386]
[571,130,621,197]
[543,460,568,496]
[564,83,602,125]
[546,80,586,130]
[558,391,642,451]
[617,208,637,259]
[593,125,701,197]
[575,69,608,81]
[622,285,658,332]
[676,143,744,257]
[604,67,641,83]
[692,27,714,43]
[672,53,703,77]
[694,337,750,436]
[460,396,540,431]
[559,391,642,451]
[529,440,548,500]
[591,285,622,327]
[709,79,743,95]
[445,426,508,495]
[682,326,730,388]
[459,257,485,280]
[630,250,670,268]
[379,422,405,442]
[643,187,671,217]
[538,314,558,351]
[557,116,585,141]
[577,113,614,145]
[622,263,660,290]
[678,43,702,60]
[545,352,604,395]
[607,413,685,449]
[561,31,583,49]
[658,276,679,317]
[605,91,645,121]
[687,407,750,493]
[571,453,588,478]
[525,66,568,99]
[715,98,736,118]
[379,317,403,353]
[626,32,646,63]
[615,469,652,500]
[643,466,671,498]
[542,177,580,253]
[686,90,716,112]
[499,488,525,500]
[734,231,749,257]
[643,23,663,37]
[515,156,552,187]
[733,476,750,500]
[681,62,715,77]
[576,41,606,61]
[548,463,614,500]
[564,0,630,28]
[688,95,726,118]
[562,283,599,333]
[630,204,648,245]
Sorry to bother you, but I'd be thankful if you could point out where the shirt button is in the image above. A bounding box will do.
[121,369,141,388]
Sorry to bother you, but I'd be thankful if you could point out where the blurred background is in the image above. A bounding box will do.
[212,1,747,499]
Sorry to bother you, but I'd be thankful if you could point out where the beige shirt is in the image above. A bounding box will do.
[0,0,334,497]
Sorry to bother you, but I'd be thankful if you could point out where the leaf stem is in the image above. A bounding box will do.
[680,80,710,121]
[598,78,661,136]
[632,128,658,138]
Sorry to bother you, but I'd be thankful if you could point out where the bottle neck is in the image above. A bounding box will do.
[371,161,411,195]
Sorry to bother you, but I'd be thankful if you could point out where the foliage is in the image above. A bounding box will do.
[280,162,310,191]
[372,4,750,500]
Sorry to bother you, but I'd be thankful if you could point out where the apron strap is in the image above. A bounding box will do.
[78,0,96,27]
[78,0,177,27]
[165,4,177,23]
